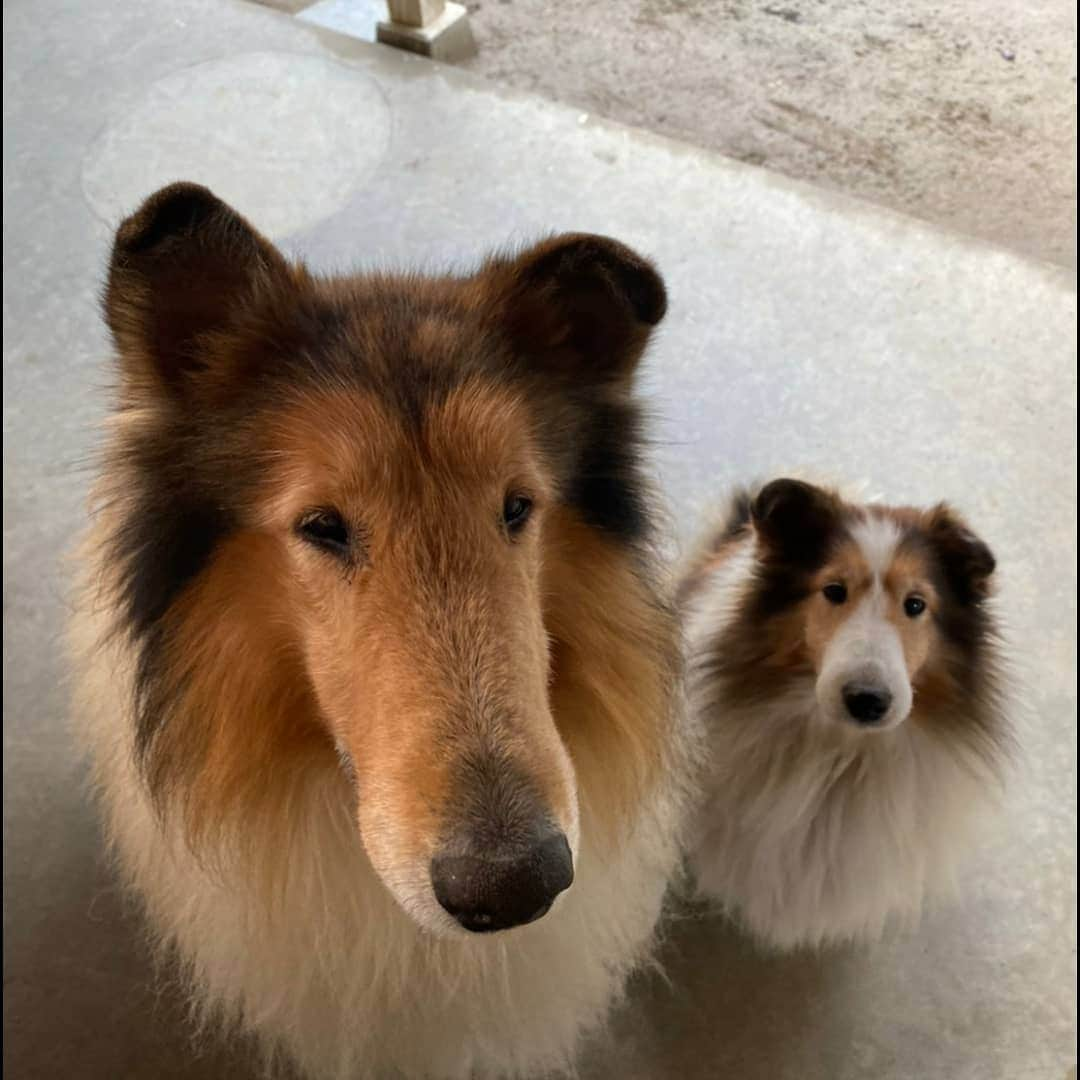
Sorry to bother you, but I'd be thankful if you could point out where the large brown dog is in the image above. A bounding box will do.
[71,183,698,1078]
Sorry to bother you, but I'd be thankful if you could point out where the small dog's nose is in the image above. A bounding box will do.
[431,831,574,933]
[842,683,893,725]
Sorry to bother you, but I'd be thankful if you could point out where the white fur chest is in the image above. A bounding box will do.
[689,693,997,948]
[74,621,688,1079]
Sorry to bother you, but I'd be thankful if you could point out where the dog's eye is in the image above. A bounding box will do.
[297,509,350,556]
[823,582,847,605]
[503,494,533,535]
[904,595,926,618]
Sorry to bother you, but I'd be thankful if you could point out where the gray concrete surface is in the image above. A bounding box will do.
[458,0,1078,271]
[298,0,384,41]
[266,0,1078,270]
[3,1,1076,1078]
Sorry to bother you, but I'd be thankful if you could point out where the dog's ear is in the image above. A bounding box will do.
[482,234,666,383]
[104,182,292,401]
[925,505,996,604]
[752,479,841,566]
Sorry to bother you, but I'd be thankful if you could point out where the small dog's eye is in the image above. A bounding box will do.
[503,494,533,535]
[823,582,847,605]
[297,509,350,556]
[904,595,926,618]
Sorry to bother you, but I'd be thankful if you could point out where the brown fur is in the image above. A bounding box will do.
[682,481,1009,951]
[542,508,679,835]
[681,480,1003,756]
[803,537,936,679]
[87,181,679,897]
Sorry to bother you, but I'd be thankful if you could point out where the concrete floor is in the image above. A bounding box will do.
[3,1,1076,1078]
[461,0,1078,271]
[272,0,1078,270]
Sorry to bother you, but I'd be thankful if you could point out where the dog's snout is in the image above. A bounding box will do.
[842,683,893,725]
[431,830,574,933]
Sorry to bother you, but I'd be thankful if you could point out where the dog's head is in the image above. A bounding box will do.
[102,183,669,936]
[749,479,997,732]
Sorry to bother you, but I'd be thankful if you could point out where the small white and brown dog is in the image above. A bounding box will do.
[679,479,1010,949]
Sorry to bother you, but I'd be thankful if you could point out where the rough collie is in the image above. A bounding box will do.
[680,478,1009,949]
[69,183,699,1078]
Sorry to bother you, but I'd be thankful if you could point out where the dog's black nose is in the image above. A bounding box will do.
[431,831,574,933]
[842,684,893,725]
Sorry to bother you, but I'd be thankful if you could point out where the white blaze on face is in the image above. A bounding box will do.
[816,516,914,731]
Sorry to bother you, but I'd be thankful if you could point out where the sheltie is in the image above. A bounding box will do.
[680,478,1009,949]
[69,183,699,1079]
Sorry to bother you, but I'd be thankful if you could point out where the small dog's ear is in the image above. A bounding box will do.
[482,233,666,383]
[105,182,291,400]
[925,505,996,604]
[752,478,840,566]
